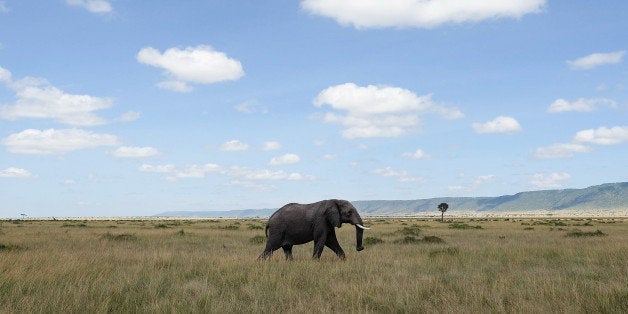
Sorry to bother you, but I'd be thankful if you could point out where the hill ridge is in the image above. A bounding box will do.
[154,182,628,218]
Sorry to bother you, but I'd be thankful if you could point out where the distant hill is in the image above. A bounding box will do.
[154,182,628,218]
[354,182,628,216]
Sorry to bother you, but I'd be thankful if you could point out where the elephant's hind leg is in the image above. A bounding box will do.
[258,231,283,260]
[282,245,294,260]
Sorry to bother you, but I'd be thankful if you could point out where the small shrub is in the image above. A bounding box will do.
[394,236,421,244]
[364,237,384,245]
[223,225,240,230]
[422,235,444,243]
[393,235,444,244]
[523,227,534,230]
[449,223,482,230]
[175,229,186,236]
[566,229,606,237]
[62,223,88,228]
[101,233,137,241]
[154,224,169,229]
[249,235,266,244]
[397,224,422,236]
[248,224,263,230]
[0,243,22,251]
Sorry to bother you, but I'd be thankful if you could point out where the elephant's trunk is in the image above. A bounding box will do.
[355,226,364,251]
[354,215,367,251]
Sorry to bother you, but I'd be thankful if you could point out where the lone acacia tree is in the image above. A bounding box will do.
[437,203,449,222]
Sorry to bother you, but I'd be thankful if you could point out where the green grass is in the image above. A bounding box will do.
[0,218,626,312]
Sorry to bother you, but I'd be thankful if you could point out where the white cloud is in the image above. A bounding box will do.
[548,98,616,113]
[225,167,314,181]
[0,2,9,13]
[269,153,301,166]
[66,0,112,14]
[449,174,496,192]
[314,83,460,138]
[140,163,315,183]
[140,163,221,180]
[402,149,429,160]
[261,141,282,151]
[2,128,119,155]
[533,143,592,159]
[0,66,11,81]
[156,80,192,93]
[472,116,522,134]
[137,45,244,92]
[431,105,465,119]
[567,51,625,70]
[534,125,628,159]
[371,167,424,182]
[0,167,34,178]
[301,0,545,29]
[117,111,141,122]
[219,140,249,151]
[0,66,113,126]
[529,172,570,189]
[235,100,268,114]
[574,126,628,145]
[112,146,159,158]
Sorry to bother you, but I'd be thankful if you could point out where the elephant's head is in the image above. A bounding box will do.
[325,199,370,251]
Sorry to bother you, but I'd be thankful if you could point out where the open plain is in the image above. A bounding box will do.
[1,217,626,313]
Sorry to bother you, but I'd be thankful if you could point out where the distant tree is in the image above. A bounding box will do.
[437,203,449,222]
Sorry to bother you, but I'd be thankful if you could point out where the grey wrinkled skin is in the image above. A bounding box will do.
[258,199,366,260]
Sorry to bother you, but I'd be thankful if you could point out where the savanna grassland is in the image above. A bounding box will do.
[1,217,627,313]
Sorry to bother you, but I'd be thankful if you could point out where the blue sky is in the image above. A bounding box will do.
[1,0,627,218]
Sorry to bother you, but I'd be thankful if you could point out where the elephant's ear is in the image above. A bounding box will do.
[325,200,341,228]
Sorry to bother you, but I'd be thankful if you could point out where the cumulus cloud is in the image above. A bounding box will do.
[402,149,429,160]
[117,111,141,122]
[301,0,545,29]
[574,126,628,145]
[0,66,11,81]
[529,172,570,189]
[533,143,592,159]
[548,98,617,113]
[2,128,119,155]
[137,45,244,92]
[66,0,112,14]
[567,51,625,70]
[269,153,301,166]
[112,146,159,158]
[448,174,496,192]
[371,167,425,183]
[314,83,461,138]
[534,125,627,159]
[0,66,113,126]
[140,163,221,180]
[261,141,282,151]
[219,140,249,151]
[235,100,268,114]
[0,167,34,178]
[139,163,315,184]
[0,2,8,13]
[472,116,522,134]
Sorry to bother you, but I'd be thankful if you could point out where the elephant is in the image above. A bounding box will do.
[258,199,370,260]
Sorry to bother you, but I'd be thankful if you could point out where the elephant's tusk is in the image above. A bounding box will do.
[356,224,370,230]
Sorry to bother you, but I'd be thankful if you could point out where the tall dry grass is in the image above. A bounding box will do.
[0,218,626,313]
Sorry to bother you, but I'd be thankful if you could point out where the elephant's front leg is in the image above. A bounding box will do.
[312,228,327,259]
[325,229,346,260]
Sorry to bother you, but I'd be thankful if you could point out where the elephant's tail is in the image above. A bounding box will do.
[264,224,269,238]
